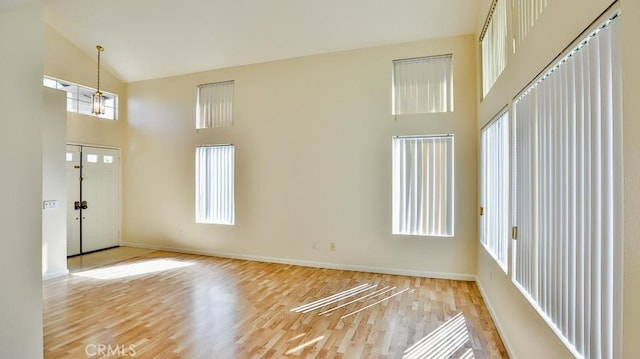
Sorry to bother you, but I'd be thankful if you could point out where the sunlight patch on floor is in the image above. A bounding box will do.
[285,335,325,355]
[73,259,195,280]
[402,312,473,359]
[290,283,376,313]
[290,283,410,320]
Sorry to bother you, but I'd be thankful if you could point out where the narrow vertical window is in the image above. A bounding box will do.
[195,145,235,225]
[392,55,453,115]
[196,80,234,129]
[480,0,508,97]
[513,0,550,51]
[480,109,509,271]
[392,135,454,237]
[513,13,622,358]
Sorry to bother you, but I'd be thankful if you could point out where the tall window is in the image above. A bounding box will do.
[196,80,234,129]
[480,110,509,271]
[480,0,508,97]
[513,13,622,358]
[392,135,454,237]
[392,55,453,115]
[43,76,118,120]
[195,145,235,225]
[513,0,550,51]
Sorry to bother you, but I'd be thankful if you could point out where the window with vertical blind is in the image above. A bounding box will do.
[512,12,622,358]
[196,80,234,129]
[392,55,453,115]
[392,135,454,237]
[513,0,551,52]
[195,145,235,225]
[480,110,509,271]
[480,0,508,98]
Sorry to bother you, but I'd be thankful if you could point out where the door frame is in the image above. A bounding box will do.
[67,143,122,255]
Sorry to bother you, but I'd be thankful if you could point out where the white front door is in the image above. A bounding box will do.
[66,145,81,256]
[66,145,121,255]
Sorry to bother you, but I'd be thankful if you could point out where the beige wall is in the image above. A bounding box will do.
[42,88,68,280]
[0,2,44,358]
[124,35,478,278]
[621,0,640,356]
[476,0,639,357]
[44,25,127,148]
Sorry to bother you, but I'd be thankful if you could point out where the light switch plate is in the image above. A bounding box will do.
[43,200,58,210]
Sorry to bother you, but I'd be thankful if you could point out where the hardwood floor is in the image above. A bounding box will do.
[44,248,508,358]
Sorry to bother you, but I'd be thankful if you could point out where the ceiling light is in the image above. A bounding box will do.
[92,45,105,115]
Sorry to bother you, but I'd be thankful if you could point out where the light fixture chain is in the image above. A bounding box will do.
[96,45,103,93]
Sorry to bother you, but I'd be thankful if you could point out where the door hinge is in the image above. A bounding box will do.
[512,226,518,240]
[479,207,484,216]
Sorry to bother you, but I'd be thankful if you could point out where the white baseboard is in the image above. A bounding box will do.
[42,269,69,281]
[475,276,516,358]
[122,241,476,281]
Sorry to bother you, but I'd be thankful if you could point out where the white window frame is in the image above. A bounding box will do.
[195,144,235,225]
[196,80,234,129]
[392,135,454,237]
[392,55,454,115]
[480,0,508,98]
[43,76,118,120]
[480,109,510,272]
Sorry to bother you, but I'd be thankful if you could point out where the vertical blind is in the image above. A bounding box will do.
[195,145,235,225]
[196,80,234,129]
[513,0,550,51]
[392,55,453,114]
[392,135,454,237]
[481,0,508,97]
[480,110,510,271]
[513,86,536,298]
[513,14,622,358]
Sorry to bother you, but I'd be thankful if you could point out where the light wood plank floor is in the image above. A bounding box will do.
[44,247,508,358]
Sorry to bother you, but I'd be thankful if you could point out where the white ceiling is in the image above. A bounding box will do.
[45,0,480,83]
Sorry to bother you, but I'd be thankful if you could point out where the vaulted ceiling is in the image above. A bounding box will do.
[45,0,480,82]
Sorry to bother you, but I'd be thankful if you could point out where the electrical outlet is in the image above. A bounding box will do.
[312,241,318,249]
[330,242,336,251]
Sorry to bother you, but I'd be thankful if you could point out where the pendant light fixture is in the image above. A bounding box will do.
[91,45,105,115]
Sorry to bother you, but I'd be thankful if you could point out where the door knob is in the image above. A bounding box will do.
[74,201,81,210]
[81,201,88,210]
